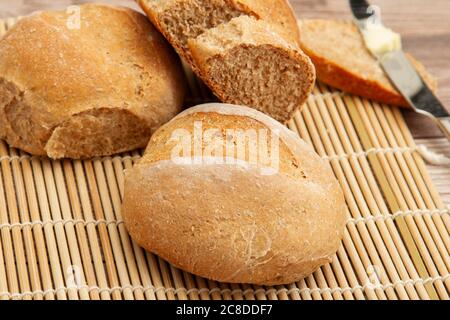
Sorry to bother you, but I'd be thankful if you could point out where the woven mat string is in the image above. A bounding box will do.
[415,145,450,166]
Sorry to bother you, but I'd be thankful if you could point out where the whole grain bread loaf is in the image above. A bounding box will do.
[139,0,315,123]
[299,19,437,107]
[0,4,186,159]
[122,103,346,285]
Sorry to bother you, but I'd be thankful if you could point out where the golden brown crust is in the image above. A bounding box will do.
[122,103,347,285]
[0,4,186,158]
[299,19,437,107]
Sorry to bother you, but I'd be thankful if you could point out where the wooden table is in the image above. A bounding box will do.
[1,0,449,205]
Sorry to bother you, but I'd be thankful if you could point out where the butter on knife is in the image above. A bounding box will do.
[361,23,402,55]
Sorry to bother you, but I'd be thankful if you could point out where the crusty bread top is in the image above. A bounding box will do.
[142,103,334,182]
[0,4,186,157]
[1,4,181,124]
[299,19,437,107]
[173,103,312,160]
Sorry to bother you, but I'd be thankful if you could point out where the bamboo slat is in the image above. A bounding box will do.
[0,17,449,300]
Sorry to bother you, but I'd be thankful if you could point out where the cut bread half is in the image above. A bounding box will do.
[299,19,437,107]
[188,16,315,123]
[138,0,301,67]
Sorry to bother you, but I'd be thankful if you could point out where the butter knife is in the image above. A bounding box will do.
[349,0,450,140]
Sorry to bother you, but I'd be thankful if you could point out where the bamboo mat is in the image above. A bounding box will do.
[0,17,449,301]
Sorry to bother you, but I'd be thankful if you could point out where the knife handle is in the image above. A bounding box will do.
[437,117,450,140]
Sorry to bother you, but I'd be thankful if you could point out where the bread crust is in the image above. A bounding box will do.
[0,4,186,158]
[122,103,346,285]
[299,19,437,107]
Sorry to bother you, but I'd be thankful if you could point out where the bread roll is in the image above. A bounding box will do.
[139,0,315,123]
[299,19,437,107]
[0,4,186,159]
[122,103,346,285]
[188,16,315,123]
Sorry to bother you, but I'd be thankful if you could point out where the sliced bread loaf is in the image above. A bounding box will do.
[299,19,437,107]
[138,0,315,122]
[139,0,301,66]
[188,16,315,123]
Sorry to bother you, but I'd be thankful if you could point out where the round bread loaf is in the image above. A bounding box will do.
[122,103,346,285]
[0,4,186,159]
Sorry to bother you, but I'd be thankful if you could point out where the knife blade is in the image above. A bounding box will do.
[349,0,450,140]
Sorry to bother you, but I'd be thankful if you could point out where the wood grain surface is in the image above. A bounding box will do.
[0,0,448,205]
